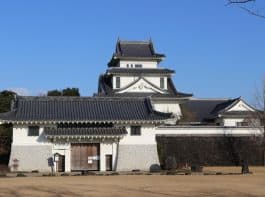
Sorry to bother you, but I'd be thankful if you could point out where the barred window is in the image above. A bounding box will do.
[135,64,142,68]
[116,77,120,88]
[236,122,249,127]
[131,126,141,136]
[28,126,39,136]
[160,77,165,89]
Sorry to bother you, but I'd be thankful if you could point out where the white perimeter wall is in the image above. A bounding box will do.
[155,126,264,136]
[12,124,263,172]
[119,125,157,145]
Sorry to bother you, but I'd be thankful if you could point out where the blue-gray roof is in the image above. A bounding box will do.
[180,97,258,124]
[0,96,171,123]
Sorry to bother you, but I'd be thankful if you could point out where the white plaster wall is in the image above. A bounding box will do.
[153,100,182,115]
[228,100,255,112]
[155,126,264,136]
[119,125,157,145]
[120,76,138,89]
[12,125,119,172]
[100,142,117,171]
[223,118,244,126]
[119,60,158,68]
[114,76,167,90]
[145,77,167,90]
[52,143,71,172]
[118,79,164,94]
[12,125,51,146]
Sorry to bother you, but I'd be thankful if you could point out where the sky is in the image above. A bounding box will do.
[0,0,264,104]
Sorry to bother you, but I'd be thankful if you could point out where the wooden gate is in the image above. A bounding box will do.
[71,143,100,171]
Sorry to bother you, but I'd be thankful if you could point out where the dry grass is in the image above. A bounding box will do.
[0,167,264,197]
[203,166,265,174]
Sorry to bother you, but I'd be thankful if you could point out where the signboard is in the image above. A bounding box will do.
[87,155,100,163]
[88,159,93,164]
[88,156,99,160]
[47,157,54,167]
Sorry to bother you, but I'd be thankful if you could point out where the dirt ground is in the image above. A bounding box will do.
[0,167,265,197]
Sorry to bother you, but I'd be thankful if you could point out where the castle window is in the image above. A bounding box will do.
[160,77,165,89]
[135,64,142,68]
[28,126,39,136]
[131,126,141,136]
[236,122,249,127]
[116,77,120,88]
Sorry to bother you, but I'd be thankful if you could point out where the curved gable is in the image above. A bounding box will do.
[116,77,166,94]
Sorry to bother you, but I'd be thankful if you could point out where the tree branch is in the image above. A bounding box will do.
[227,0,255,5]
[227,0,265,19]
[240,6,265,18]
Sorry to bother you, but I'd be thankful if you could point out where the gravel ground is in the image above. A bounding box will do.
[0,167,264,197]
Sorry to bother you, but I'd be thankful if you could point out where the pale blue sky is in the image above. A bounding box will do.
[0,0,264,104]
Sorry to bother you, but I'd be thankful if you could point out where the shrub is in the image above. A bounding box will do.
[16,172,26,177]
[149,164,161,173]
[61,173,69,176]
[0,173,6,177]
[191,165,203,172]
[164,156,177,171]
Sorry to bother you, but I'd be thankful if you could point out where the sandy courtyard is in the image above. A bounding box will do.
[0,169,265,197]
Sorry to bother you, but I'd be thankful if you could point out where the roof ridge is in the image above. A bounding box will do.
[108,67,173,70]
[17,96,147,101]
[190,98,232,101]
[119,40,151,44]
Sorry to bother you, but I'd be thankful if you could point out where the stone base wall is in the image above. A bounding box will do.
[9,145,52,172]
[116,145,160,171]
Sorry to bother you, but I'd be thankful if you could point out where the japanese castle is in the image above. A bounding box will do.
[0,40,263,172]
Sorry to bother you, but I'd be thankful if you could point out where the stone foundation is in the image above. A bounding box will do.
[116,144,160,171]
[9,145,52,172]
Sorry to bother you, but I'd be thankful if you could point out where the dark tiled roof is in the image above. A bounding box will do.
[0,96,171,122]
[180,99,235,123]
[115,40,165,58]
[108,40,165,67]
[210,98,239,115]
[97,74,192,98]
[180,98,259,123]
[106,68,175,75]
[44,127,127,136]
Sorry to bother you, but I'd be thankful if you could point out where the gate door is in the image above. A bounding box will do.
[71,143,100,171]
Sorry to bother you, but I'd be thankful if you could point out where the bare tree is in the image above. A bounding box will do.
[227,0,265,19]
[254,77,265,134]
